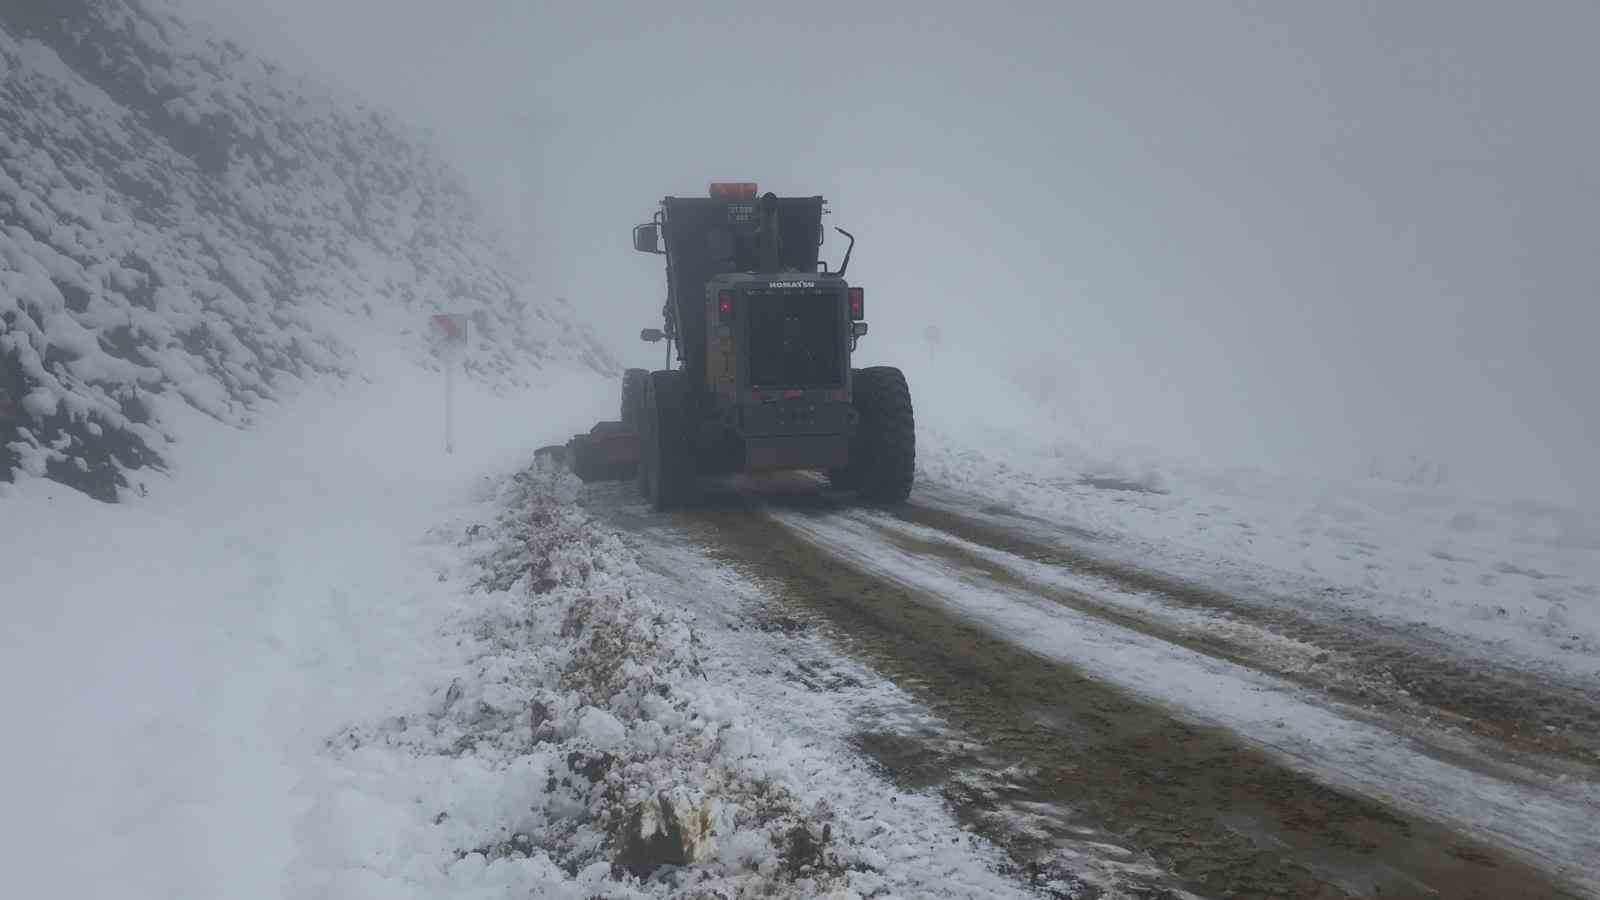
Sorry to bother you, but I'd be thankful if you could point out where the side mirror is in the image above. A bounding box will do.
[633,223,662,254]
[640,328,665,343]
[851,322,869,338]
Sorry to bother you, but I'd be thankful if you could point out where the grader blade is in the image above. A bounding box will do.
[566,421,640,482]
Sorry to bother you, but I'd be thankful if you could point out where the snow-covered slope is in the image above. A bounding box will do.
[0,0,612,501]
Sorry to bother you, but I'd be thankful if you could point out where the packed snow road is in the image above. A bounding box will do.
[581,474,1600,899]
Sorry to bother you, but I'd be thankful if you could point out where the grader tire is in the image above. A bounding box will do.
[620,368,648,430]
[849,366,915,504]
[641,370,694,511]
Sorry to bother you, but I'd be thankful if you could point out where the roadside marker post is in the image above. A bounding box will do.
[430,313,469,454]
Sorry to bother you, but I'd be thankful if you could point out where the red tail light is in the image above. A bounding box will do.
[718,290,733,321]
[710,182,758,200]
[848,287,864,320]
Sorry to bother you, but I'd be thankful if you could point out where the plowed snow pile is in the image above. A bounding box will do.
[326,462,858,896]
[297,460,1035,898]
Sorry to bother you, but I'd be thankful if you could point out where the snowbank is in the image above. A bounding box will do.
[319,462,863,896]
[276,451,1035,897]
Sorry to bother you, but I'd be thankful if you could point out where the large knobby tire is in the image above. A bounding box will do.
[620,368,648,430]
[641,370,695,511]
[625,369,651,495]
[850,366,915,504]
[637,376,660,502]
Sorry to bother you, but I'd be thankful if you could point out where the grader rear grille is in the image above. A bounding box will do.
[745,288,844,388]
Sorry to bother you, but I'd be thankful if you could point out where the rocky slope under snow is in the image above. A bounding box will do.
[0,0,612,501]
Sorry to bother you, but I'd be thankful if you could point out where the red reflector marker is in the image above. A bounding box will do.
[710,182,758,200]
[848,287,864,320]
[718,290,733,320]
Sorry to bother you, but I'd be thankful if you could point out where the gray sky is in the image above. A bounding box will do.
[182,0,1598,504]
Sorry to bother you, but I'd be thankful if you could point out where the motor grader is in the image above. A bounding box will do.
[566,183,913,511]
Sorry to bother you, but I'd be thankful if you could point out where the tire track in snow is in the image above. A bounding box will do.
[766,503,1598,898]
[584,473,1598,897]
[577,475,1595,899]
[862,504,1600,794]
[902,488,1600,769]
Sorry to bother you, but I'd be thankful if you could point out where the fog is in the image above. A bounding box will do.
[185,0,1598,505]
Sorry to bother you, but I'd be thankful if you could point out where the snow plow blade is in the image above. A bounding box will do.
[565,421,639,482]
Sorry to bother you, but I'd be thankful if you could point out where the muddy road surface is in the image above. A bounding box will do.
[580,474,1600,899]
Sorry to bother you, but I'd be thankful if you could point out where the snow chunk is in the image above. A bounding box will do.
[575,706,626,750]
[21,388,59,418]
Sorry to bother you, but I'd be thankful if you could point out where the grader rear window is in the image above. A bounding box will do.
[746,289,842,388]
